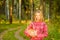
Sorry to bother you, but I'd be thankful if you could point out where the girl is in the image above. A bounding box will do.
[24,10,48,40]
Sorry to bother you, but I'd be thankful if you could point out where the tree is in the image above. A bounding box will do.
[5,0,9,20]
[9,0,13,24]
[19,0,21,23]
[30,0,34,21]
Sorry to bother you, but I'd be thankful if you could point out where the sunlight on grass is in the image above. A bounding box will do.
[0,24,20,33]
[3,30,18,40]
[19,24,30,40]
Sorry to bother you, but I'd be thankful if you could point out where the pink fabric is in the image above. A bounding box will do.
[24,22,48,40]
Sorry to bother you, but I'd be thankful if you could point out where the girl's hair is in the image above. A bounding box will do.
[33,10,44,22]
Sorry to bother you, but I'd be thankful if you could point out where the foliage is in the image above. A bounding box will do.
[0,0,60,40]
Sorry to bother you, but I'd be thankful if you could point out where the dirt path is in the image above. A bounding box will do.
[15,29,25,40]
[0,27,20,40]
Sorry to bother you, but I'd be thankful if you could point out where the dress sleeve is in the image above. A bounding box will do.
[24,23,33,37]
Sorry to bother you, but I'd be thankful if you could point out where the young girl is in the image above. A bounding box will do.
[24,10,48,40]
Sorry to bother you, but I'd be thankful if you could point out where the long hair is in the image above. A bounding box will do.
[33,10,44,22]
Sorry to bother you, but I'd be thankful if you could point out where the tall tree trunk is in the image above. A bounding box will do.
[30,0,34,21]
[16,2,19,19]
[19,0,21,23]
[9,5,12,24]
[49,0,53,22]
[43,0,46,18]
[40,0,44,18]
[9,0,13,24]
[5,0,9,20]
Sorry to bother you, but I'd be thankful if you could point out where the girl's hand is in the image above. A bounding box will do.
[28,29,37,37]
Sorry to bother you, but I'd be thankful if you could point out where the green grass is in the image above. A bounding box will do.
[44,23,60,40]
[0,24,20,33]
[3,30,18,40]
[0,23,24,40]
[0,21,60,40]
[0,23,29,40]
[19,23,30,40]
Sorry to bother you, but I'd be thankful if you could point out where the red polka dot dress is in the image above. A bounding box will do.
[24,22,48,40]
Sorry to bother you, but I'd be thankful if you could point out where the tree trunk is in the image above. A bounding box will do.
[9,5,12,24]
[40,0,44,18]
[49,0,53,22]
[19,0,21,23]
[5,0,9,20]
[30,0,34,21]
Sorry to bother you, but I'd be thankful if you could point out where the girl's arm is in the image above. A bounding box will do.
[24,23,33,37]
[43,23,48,37]
[37,23,48,38]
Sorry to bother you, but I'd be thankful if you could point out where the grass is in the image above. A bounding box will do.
[19,23,30,40]
[0,24,20,33]
[2,30,18,40]
[0,20,60,40]
[0,23,22,40]
[0,23,29,40]
[44,23,60,40]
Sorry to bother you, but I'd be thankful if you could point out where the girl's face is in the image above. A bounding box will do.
[34,12,43,22]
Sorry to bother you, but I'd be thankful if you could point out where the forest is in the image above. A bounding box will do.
[0,0,60,40]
